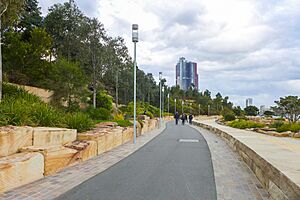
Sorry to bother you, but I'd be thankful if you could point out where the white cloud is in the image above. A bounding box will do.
[39,0,300,107]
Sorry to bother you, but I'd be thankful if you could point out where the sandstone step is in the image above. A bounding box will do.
[21,146,79,176]
[0,152,44,193]
[112,128,123,148]
[64,140,97,161]
[0,126,33,157]
[32,127,77,147]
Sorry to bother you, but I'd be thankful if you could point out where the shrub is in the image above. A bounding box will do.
[86,107,111,120]
[269,121,284,129]
[223,113,236,121]
[114,114,124,121]
[228,120,265,129]
[65,113,94,132]
[94,92,113,111]
[276,123,300,133]
[146,111,154,119]
[114,120,133,127]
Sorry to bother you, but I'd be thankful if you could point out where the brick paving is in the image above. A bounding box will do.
[191,125,271,200]
[0,124,166,200]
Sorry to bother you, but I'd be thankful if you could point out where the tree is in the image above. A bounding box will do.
[274,96,300,122]
[244,105,259,116]
[48,59,87,108]
[0,0,25,101]
[264,110,274,117]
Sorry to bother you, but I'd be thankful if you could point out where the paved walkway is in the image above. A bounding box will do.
[56,122,217,200]
[0,123,167,200]
[191,125,270,200]
[198,119,300,189]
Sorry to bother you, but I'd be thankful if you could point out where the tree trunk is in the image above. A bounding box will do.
[0,15,2,102]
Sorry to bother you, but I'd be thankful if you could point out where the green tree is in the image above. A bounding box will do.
[274,96,300,122]
[48,59,87,108]
[244,105,259,116]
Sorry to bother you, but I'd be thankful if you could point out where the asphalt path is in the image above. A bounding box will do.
[56,121,217,200]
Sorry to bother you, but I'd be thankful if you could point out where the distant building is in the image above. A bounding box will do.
[246,98,253,107]
[176,57,198,91]
[260,105,266,115]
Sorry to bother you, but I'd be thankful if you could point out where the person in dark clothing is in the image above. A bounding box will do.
[189,114,193,124]
[181,113,186,125]
[174,111,180,125]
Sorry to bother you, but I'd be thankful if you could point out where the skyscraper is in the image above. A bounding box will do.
[246,98,253,107]
[176,57,199,91]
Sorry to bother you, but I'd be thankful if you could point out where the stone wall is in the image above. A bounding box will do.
[193,121,300,200]
[0,117,160,193]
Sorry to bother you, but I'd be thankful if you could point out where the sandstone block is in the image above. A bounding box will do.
[21,146,78,176]
[78,130,107,155]
[294,132,300,138]
[96,122,117,128]
[122,127,133,144]
[0,126,33,157]
[0,152,44,192]
[105,132,114,151]
[141,120,149,134]
[65,140,97,161]
[112,128,123,148]
[32,127,77,147]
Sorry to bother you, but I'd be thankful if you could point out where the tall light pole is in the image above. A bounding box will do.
[182,100,184,114]
[174,98,177,113]
[132,24,138,144]
[208,104,210,116]
[190,103,192,114]
[0,3,8,102]
[159,72,162,126]
[162,87,165,118]
[198,104,201,116]
[167,93,170,115]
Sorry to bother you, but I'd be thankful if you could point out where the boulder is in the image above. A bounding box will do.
[21,146,79,176]
[122,127,133,144]
[141,120,149,134]
[294,132,300,138]
[105,132,114,151]
[0,126,33,157]
[64,140,97,161]
[96,122,117,128]
[77,130,107,155]
[112,128,123,148]
[0,152,44,192]
[32,127,77,147]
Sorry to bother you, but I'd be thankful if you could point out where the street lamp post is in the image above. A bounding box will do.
[174,98,177,113]
[132,24,138,144]
[182,100,184,114]
[190,103,192,114]
[208,105,210,116]
[159,72,162,126]
[167,93,170,115]
[162,87,165,119]
[198,104,201,116]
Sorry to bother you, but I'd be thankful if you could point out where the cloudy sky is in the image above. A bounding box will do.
[39,0,300,107]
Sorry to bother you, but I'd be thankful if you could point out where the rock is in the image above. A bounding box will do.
[256,129,268,134]
[112,128,123,148]
[96,122,117,128]
[148,119,158,132]
[32,127,77,147]
[0,126,33,157]
[0,152,44,192]
[138,115,150,120]
[293,132,300,138]
[141,120,149,134]
[261,127,277,131]
[77,130,107,155]
[122,127,133,144]
[105,132,114,151]
[21,146,79,176]
[64,140,97,161]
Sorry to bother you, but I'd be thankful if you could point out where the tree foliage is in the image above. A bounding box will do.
[244,105,259,116]
[273,96,300,122]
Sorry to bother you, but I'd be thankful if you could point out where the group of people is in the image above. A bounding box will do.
[174,111,193,125]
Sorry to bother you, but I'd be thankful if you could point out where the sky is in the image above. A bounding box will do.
[39,0,300,108]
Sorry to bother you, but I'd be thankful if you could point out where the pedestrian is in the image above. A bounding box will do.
[174,111,180,125]
[189,114,193,124]
[181,113,186,125]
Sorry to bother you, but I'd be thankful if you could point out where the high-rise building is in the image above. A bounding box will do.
[176,57,198,91]
[246,98,253,107]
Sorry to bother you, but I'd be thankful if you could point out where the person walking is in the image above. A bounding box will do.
[189,114,193,124]
[174,111,180,125]
[181,113,186,125]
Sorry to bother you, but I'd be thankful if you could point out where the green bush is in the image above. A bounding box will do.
[145,111,154,119]
[269,121,284,129]
[87,107,111,120]
[65,113,94,132]
[276,123,300,133]
[94,92,113,111]
[228,120,265,129]
[114,120,133,127]
[223,113,236,121]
